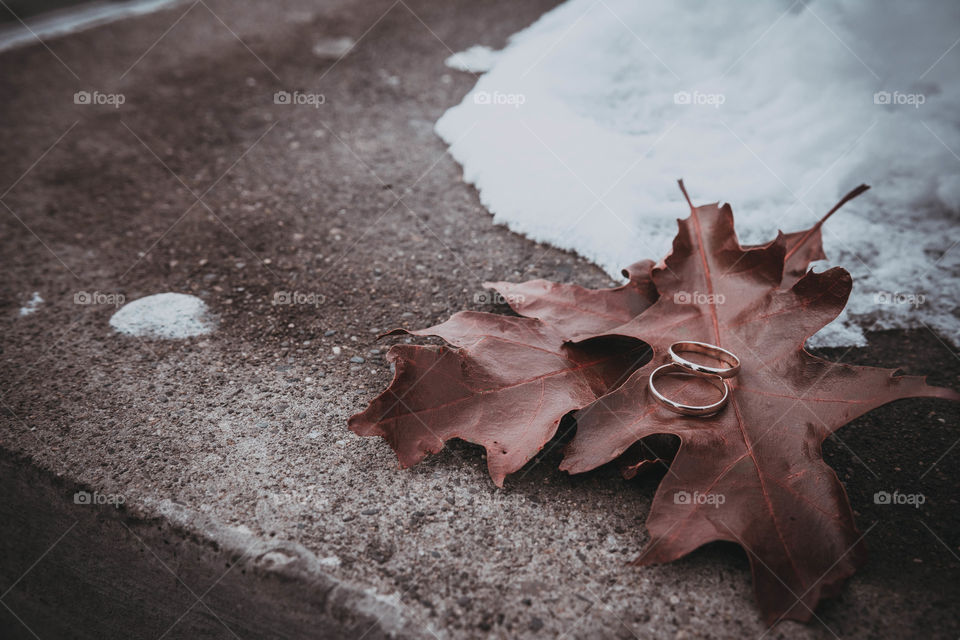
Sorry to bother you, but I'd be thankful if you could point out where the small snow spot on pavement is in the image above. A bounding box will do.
[444,45,500,73]
[18,291,43,316]
[312,36,354,58]
[109,292,216,339]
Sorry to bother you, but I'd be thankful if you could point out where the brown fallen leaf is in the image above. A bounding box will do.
[348,312,648,486]
[487,259,658,341]
[349,180,958,624]
[560,182,959,624]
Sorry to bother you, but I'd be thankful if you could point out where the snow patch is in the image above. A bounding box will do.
[18,292,43,316]
[435,0,960,347]
[445,45,500,73]
[109,293,216,339]
[312,36,355,59]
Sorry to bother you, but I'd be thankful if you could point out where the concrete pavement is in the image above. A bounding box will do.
[1,1,958,637]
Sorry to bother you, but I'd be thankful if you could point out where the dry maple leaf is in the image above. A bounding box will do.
[483,189,865,484]
[348,312,648,486]
[487,259,658,341]
[349,180,957,624]
[559,182,960,624]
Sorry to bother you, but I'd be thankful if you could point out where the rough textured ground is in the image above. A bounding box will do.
[0,1,958,638]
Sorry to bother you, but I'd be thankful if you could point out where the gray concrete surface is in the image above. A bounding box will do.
[1,0,958,638]
[0,449,415,639]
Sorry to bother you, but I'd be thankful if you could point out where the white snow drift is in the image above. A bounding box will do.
[437,0,960,346]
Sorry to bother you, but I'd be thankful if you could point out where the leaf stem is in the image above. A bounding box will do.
[677,179,695,211]
[784,184,870,262]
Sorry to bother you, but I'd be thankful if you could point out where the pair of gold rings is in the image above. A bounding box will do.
[648,341,741,417]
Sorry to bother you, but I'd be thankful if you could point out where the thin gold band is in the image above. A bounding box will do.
[669,341,741,378]
[648,363,730,417]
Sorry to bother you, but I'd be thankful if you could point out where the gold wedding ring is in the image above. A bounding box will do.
[668,341,741,378]
[649,341,741,417]
[648,363,729,416]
